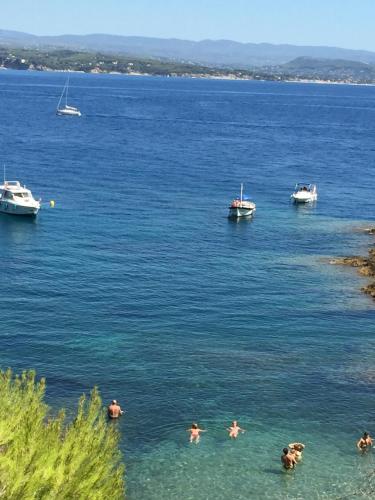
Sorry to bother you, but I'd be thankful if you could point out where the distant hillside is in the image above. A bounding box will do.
[0,45,259,79]
[1,29,375,68]
[276,56,375,81]
[283,56,372,70]
[1,45,375,84]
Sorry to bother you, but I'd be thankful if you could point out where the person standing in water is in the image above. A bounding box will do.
[227,420,245,439]
[107,400,124,419]
[187,423,206,444]
[281,447,297,470]
[288,443,305,462]
[357,432,373,451]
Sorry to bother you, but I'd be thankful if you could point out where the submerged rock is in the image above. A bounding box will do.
[330,256,368,267]
[354,227,375,234]
[358,265,375,277]
[362,283,375,297]
[330,242,375,300]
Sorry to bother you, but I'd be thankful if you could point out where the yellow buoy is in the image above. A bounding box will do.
[50,200,55,208]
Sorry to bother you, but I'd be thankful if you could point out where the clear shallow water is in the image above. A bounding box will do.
[0,71,375,498]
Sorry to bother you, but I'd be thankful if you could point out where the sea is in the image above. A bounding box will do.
[0,70,375,499]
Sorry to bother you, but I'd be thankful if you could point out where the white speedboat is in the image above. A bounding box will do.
[56,76,81,117]
[291,183,317,203]
[228,183,256,218]
[0,181,41,216]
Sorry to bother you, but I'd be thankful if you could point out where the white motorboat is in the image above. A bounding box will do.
[291,183,317,203]
[228,183,256,218]
[56,76,81,117]
[0,181,41,216]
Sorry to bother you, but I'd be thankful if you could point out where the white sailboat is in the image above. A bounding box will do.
[56,76,81,117]
[228,183,256,218]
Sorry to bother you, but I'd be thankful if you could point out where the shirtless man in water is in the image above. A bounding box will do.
[107,400,124,419]
[357,432,373,451]
[281,447,297,470]
[187,423,206,444]
[227,421,245,439]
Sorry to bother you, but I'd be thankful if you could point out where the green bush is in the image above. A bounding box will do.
[0,369,125,499]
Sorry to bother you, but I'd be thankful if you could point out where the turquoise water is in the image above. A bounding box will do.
[0,71,375,498]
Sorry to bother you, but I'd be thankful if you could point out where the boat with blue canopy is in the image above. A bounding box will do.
[228,183,256,218]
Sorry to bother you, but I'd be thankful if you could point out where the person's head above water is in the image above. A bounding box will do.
[283,448,289,455]
[112,400,118,405]
[363,432,369,438]
[191,423,198,429]
[232,421,237,426]
[289,443,305,451]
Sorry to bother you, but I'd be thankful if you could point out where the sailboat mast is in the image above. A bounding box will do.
[65,75,69,107]
[240,183,243,204]
[57,80,66,111]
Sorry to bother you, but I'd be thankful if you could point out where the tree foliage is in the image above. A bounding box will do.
[0,369,125,499]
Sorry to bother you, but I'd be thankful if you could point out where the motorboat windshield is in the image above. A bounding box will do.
[13,191,31,198]
[295,183,314,192]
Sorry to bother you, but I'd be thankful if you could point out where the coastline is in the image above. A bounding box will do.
[1,65,375,86]
[330,228,375,299]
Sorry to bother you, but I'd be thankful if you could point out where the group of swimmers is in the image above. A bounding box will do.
[107,402,373,471]
[187,420,245,443]
[187,422,306,471]
[281,443,305,470]
[357,432,373,451]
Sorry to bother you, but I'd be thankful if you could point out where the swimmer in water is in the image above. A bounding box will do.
[107,400,124,419]
[288,443,305,462]
[187,423,206,444]
[357,432,373,451]
[281,447,297,470]
[227,420,245,439]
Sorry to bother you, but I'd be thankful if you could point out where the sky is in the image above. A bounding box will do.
[2,0,375,51]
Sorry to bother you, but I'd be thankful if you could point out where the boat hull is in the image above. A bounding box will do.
[57,109,81,117]
[291,193,317,203]
[228,206,256,218]
[0,201,40,216]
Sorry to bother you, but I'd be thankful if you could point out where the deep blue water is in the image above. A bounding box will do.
[0,71,375,499]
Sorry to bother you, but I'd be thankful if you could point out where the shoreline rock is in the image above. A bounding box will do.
[330,228,375,300]
[362,283,375,298]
